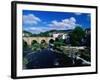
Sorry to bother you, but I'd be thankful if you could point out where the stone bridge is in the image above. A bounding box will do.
[23,37,55,45]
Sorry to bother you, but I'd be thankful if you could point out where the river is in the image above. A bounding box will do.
[24,48,90,69]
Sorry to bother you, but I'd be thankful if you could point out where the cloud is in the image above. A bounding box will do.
[74,12,82,15]
[23,14,41,25]
[48,17,77,30]
[23,16,79,34]
[24,26,50,34]
[87,14,90,17]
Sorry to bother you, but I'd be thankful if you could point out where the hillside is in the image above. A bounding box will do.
[23,29,73,37]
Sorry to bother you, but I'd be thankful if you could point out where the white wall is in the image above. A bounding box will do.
[0,0,99,80]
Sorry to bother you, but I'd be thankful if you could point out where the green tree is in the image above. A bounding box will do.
[49,39,54,44]
[40,40,48,49]
[31,40,41,51]
[31,40,37,46]
[70,26,85,46]
[23,40,28,49]
[23,57,28,67]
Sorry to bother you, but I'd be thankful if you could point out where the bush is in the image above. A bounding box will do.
[23,40,28,49]
[23,57,28,65]
[40,40,48,49]
[31,40,38,46]
[31,43,41,52]
[79,49,91,61]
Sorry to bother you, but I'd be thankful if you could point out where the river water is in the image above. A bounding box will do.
[24,48,90,69]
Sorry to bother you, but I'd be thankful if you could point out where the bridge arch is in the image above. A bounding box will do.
[31,40,38,45]
[23,37,55,46]
[23,40,28,48]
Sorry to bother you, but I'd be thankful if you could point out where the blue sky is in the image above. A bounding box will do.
[23,10,91,34]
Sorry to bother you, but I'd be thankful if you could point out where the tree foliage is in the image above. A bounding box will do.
[40,40,48,49]
[70,26,85,46]
[23,40,28,49]
[31,40,37,46]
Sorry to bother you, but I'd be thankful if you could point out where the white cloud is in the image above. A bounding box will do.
[24,26,50,34]
[74,12,82,15]
[48,17,77,30]
[23,14,41,25]
[87,14,90,17]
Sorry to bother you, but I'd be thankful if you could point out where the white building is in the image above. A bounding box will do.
[53,33,60,38]
[62,34,68,39]
[53,33,68,39]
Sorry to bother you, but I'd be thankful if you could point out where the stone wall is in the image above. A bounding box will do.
[23,37,55,45]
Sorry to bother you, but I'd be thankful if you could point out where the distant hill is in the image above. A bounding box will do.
[39,29,72,37]
[47,29,73,33]
[23,30,33,37]
[23,29,73,37]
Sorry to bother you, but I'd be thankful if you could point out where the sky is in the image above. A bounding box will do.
[23,10,91,34]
